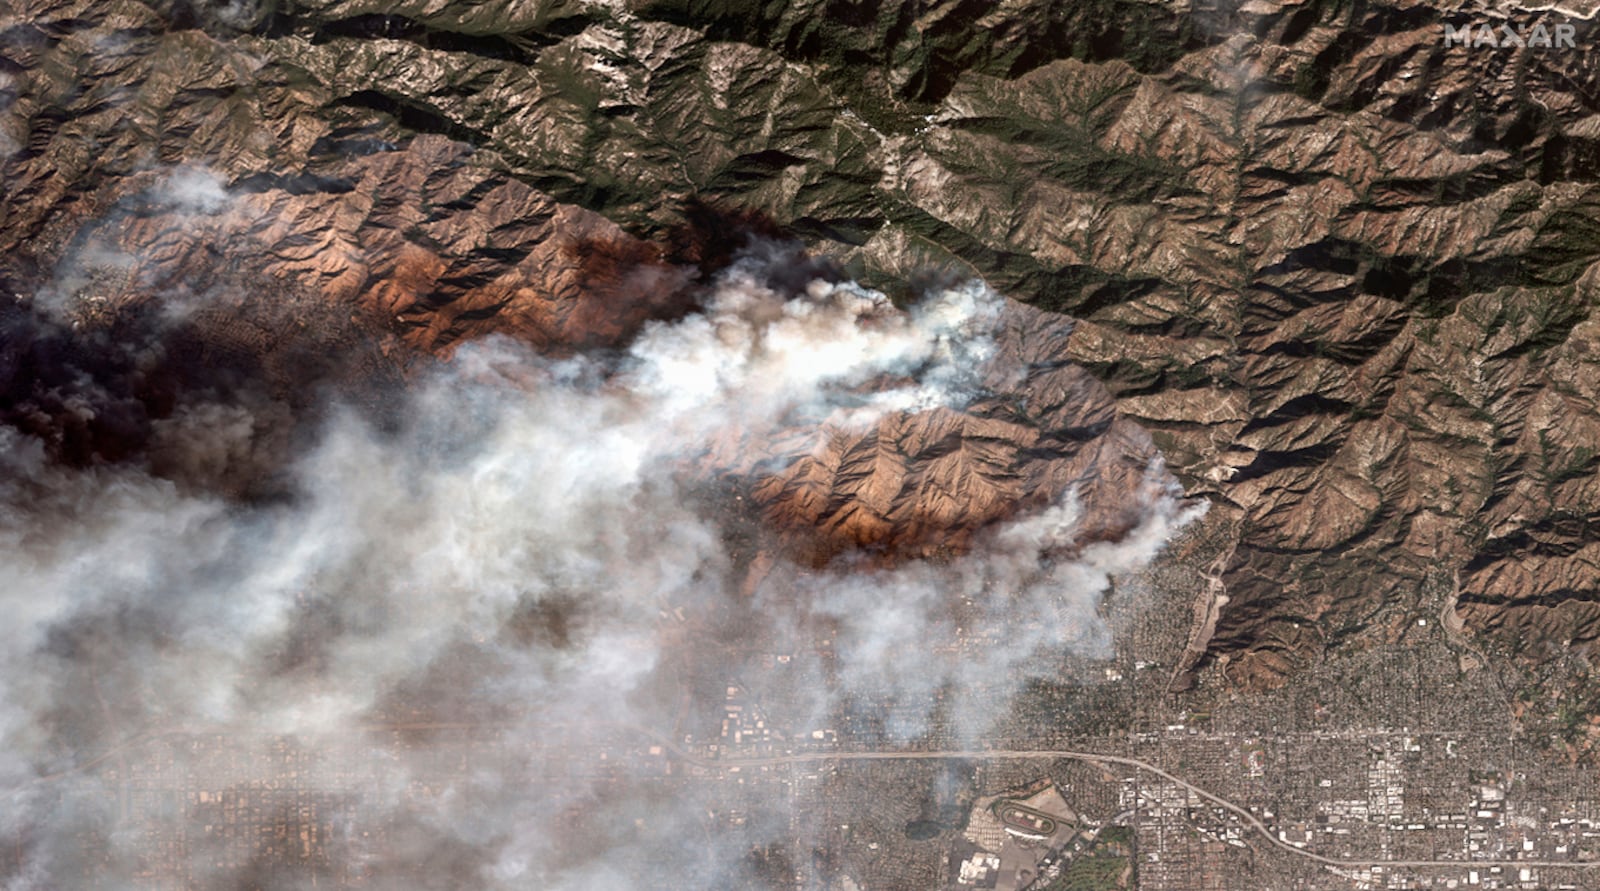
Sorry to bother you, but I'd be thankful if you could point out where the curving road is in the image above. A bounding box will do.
[657,740,1600,873]
[16,723,1600,875]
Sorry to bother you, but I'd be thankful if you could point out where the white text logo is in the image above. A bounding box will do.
[1443,21,1578,48]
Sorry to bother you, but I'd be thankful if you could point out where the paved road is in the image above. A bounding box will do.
[16,723,1600,874]
[659,741,1600,873]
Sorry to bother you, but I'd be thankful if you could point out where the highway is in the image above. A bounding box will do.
[656,740,1600,873]
[16,722,1600,875]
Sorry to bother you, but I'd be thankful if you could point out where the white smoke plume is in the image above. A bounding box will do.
[30,165,242,322]
[0,247,1199,889]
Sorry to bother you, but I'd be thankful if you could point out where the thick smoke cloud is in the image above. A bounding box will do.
[1,166,400,493]
[0,245,1198,889]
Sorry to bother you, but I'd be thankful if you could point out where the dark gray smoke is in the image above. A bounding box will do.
[0,239,1199,889]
